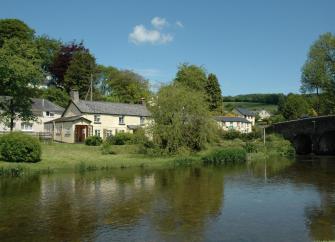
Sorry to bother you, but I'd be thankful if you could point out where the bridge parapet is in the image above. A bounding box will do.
[266,116,335,155]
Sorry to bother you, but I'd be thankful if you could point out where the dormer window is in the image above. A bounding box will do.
[119,116,125,125]
[94,115,101,124]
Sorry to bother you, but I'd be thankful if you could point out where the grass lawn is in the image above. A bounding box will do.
[0,143,180,175]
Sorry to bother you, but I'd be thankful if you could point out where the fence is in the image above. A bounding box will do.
[0,131,53,142]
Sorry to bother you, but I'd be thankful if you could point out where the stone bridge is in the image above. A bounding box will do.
[266,116,335,155]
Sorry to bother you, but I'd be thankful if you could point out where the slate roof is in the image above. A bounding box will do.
[235,107,255,116]
[44,115,91,124]
[31,98,64,113]
[73,100,151,117]
[0,96,64,114]
[214,116,251,123]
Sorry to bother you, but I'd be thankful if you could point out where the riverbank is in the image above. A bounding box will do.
[0,143,175,175]
[0,134,295,176]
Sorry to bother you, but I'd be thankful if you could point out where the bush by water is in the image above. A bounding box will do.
[0,132,41,163]
[202,148,247,165]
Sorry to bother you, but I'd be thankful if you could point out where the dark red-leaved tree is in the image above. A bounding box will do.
[49,41,86,87]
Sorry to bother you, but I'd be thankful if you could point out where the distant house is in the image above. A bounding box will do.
[233,107,256,126]
[44,91,151,143]
[0,97,64,132]
[257,109,271,120]
[214,116,252,133]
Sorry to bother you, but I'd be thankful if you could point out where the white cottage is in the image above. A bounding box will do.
[0,97,64,132]
[45,91,151,143]
[234,107,256,126]
[214,116,252,133]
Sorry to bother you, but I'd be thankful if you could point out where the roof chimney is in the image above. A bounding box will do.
[70,90,79,102]
[140,97,145,105]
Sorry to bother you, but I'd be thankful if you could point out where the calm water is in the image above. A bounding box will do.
[0,157,335,242]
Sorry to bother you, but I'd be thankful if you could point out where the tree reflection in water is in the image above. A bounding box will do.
[0,158,335,241]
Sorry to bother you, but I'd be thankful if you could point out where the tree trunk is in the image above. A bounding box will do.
[316,87,320,115]
[10,117,14,132]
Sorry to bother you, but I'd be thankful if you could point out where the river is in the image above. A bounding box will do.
[0,156,334,242]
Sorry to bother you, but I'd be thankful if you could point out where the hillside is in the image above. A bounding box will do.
[223,102,278,113]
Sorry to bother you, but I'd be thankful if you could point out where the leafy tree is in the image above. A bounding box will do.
[40,87,70,108]
[0,19,34,47]
[280,94,310,120]
[301,33,335,114]
[0,38,42,130]
[63,50,97,98]
[150,85,217,153]
[174,63,207,91]
[95,65,119,96]
[205,73,223,112]
[106,70,150,103]
[49,42,90,90]
[35,35,61,78]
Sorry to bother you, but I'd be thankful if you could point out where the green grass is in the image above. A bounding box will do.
[0,134,294,176]
[0,143,177,174]
[223,102,278,113]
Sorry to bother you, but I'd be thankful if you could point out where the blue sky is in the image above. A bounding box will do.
[1,0,334,95]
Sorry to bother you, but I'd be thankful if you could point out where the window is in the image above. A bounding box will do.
[94,115,101,124]
[21,122,33,131]
[140,116,145,125]
[46,111,54,117]
[119,116,125,125]
[95,129,101,137]
[105,130,113,137]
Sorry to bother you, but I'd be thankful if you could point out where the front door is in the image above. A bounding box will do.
[75,125,87,142]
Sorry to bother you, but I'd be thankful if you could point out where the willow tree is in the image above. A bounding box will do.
[150,85,217,153]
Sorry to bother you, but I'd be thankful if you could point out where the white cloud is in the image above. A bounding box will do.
[176,21,184,28]
[129,25,173,45]
[151,17,168,29]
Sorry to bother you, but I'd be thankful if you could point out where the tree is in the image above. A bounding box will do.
[174,63,207,91]
[205,73,223,112]
[106,70,150,103]
[49,42,87,88]
[35,35,61,79]
[280,94,310,120]
[0,38,42,131]
[150,85,217,153]
[40,87,70,108]
[63,50,97,98]
[95,65,119,96]
[301,33,335,114]
[0,19,35,47]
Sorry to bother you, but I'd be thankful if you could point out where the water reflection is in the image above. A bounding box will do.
[0,157,334,241]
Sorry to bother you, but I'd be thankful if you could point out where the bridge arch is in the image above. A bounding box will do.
[318,131,335,155]
[293,134,312,155]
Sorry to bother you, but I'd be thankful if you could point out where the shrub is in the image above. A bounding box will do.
[105,132,133,145]
[202,148,247,165]
[85,135,102,146]
[0,132,41,163]
[265,134,295,158]
[222,130,241,140]
[243,142,258,153]
[132,128,148,144]
[101,143,116,155]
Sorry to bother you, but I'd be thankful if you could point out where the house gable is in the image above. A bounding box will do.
[62,102,82,117]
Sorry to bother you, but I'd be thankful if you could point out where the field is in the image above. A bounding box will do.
[223,102,278,113]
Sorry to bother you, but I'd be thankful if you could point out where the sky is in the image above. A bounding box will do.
[1,0,334,95]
